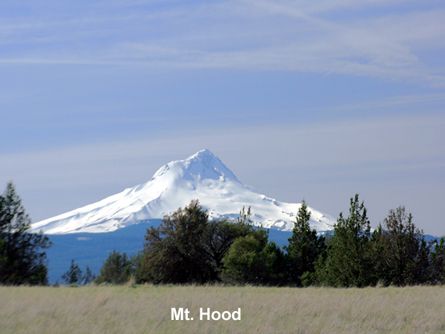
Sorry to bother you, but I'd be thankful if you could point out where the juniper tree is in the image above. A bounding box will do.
[96,251,132,284]
[203,219,255,280]
[136,201,262,284]
[137,200,211,284]
[221,229,286,285]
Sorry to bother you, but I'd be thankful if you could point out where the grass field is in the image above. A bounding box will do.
[1,285,444,334]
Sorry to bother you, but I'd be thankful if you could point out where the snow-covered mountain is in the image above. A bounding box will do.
[32,149,335,234]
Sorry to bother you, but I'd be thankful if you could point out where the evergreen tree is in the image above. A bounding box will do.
[136,202,278,284]
[82,266,96,285]
[0,182,50,285]
[137,200,211,284]
[430,238,445,284]
[286,201,326,286]
[62,260,82,285]
[237,206,252,225]
[414,239,430,284]
[368,225,386,284]
[373,207,429,286]
[203,219,255,280]
[316,194,374,287]
[96,251,132,284]
[221,229,286,285]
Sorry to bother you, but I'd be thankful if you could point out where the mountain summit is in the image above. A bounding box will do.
[32,149,335,234]
[151,149,240,185]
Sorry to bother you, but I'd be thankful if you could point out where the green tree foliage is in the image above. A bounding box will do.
[137,200,211,284]
[96,251,132,284]
[97,198,445,287]
[286,201,326,286]
[0,182,50,285]
[136,201,256,284]
[367,225,386,284]
[222,229,286,285]
[416,239,430,283]
[315,194,374,287]
[430,238,445,284]
[372,207,430,286]
[62,260,82,285]
[203,219,255,280]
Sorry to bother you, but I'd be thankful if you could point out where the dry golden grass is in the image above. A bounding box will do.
[0,285,444,334]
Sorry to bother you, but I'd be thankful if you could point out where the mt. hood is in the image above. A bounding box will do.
[32,149,335,234]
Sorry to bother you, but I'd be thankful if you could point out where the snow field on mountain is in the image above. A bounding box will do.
[32,149,334,234]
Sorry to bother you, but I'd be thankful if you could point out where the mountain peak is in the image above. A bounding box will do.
[184,149,240,183]
[187,148,216,160]
[152,149,240,184]
[32,150,335,234]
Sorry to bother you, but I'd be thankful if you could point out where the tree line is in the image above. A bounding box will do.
[1,182,444,287]
[82,196,445,287]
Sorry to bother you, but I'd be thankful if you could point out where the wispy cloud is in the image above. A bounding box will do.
[0,0,444,86]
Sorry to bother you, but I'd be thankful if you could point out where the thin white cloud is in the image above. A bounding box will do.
[0,1,444,86]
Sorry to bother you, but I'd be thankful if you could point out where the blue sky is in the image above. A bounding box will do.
[1,0,444,234]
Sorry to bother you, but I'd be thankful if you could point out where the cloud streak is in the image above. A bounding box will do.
[0,1,444,86]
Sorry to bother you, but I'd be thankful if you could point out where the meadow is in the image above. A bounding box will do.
[1,285,444,334]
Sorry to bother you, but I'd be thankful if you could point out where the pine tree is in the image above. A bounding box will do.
[0,182,50,285]
[62,260,82,285]
[237,206,252,225]
[368,225,386,284]
[82,266,96,285]
[316,194,374,287]
[430,238,445,284]
[286,201,325,286]
[373,207,429,286]
[414,239,430,284]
